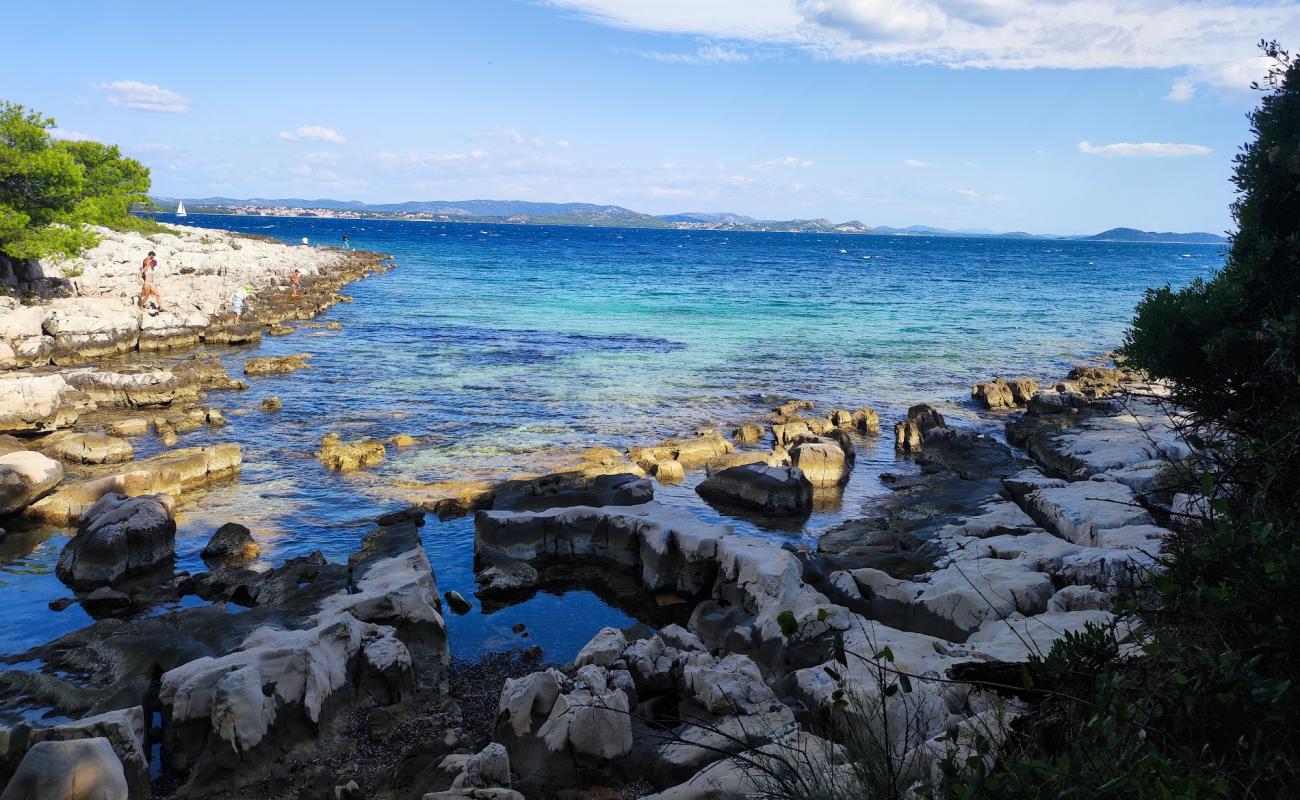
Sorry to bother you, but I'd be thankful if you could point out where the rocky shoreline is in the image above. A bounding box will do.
[0,222,1196,800]
[0,302,1195,800]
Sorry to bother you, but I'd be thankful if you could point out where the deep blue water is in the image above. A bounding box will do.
[0,214,1223,665]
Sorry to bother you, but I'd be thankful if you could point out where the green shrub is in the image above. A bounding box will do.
[0,101,158,260]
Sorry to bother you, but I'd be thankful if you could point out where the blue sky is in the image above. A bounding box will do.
[4,0,1294,233]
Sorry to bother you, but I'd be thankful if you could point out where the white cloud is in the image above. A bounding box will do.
[753,155,814,170]
[903,158,937,168]
[50,129,93,142]
[631,44,754,64]
[544,0,1300,96]
[96,80,189,113]
[954,187,1011,202]
[1078,140,1211,157]
[490,127,546,147]
[379,149,491,168]
[1165,77,1196,102]
[556,139,572,148]
[278,125,346,144]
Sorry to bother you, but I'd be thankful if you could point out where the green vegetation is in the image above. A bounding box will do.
[938,42,1300,799]
[0,101,159,261]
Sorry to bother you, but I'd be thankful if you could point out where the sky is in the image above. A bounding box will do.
[3,0,1295,234]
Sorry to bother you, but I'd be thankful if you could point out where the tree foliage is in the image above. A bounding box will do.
[938,43,1300,799]
[0,101,157,261]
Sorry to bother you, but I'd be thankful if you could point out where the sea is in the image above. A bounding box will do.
[0,214,1223,666]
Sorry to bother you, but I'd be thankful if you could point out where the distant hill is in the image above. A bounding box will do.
[1085,227,1227,244]
[151,196,1223,241]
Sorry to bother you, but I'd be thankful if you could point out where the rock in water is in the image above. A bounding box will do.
[0,451,63,515]
[392,433,417,447]
[55,493,176,590]
[789,437,852,487]
[259,396,282,412]
[730,424,764,445]
[971,379,1017,410]
[243,353,311,375]
[695,464,813,515]
[894,403,948,453]
[44,431,133,464]
[1,737,129,800]
[317,433,385,471]
[653,459,685,484]
[201,522,260,565]
[445,590,472,615]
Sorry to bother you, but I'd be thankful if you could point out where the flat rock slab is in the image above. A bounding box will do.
[1024,479,1155,546]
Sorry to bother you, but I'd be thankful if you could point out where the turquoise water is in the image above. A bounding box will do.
[0,214,1223,664]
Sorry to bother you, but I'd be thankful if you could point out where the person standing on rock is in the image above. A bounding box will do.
[342,233,350,250]
[290,268,300,298]
[230,286,247,322]
[139,251,164,311]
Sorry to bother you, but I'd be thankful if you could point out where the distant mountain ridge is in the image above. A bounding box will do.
[151,196,1226,242]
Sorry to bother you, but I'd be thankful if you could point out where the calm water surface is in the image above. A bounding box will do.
[0,215,1223,663]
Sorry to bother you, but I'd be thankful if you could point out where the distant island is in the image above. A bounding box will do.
[147,196,1228,243]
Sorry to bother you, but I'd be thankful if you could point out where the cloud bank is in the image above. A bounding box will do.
[278,125,347,144]
[1078,140,1212,157]
[96,80,189,113]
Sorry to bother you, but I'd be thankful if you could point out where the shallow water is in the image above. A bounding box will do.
[0,215,1223,663]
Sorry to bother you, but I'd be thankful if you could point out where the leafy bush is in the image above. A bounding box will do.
[939,42,1300,800]
[0,101,160,261]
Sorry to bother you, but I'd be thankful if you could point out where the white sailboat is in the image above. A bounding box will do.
[175,199,187,217]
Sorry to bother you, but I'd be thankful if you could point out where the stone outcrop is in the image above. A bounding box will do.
[0,706,148,799]
[0,737,129,800]
[318,433,386,471]
[200,522,260,565]
[23,444,241,525]
[894,403,947,452]
[0,373,85,433]
[971,378,1038,410]
[789,436,852,487]
[695,464,813,515]
[244,353,312,375]
[0,451,63,516]
[629,434,734,470]
[40,431,133,464]
[55,493,177,590]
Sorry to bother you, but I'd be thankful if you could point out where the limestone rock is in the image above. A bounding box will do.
[445,590,472,615]
[55,493,176,589]
[789,437,851,487]
[201,522,260,565]
[0,737,128,800]
[574,627,627,668]
[318,433,386,471]
[730,424,764,445]
[0,451,63,515]
[653,459,684,484]
[629,434,734,469]
[244,353,312,375]
[260,396,282,412]
[696,464,813,515]
[44,432,133,465]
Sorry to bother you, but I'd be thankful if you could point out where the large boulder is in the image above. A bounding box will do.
[894,404,947,453]
[0,374,82,433]
[789,437,852,487]
[0,451,63,515]
[696,464,813,516]
[201,522,260,565]
[0,707,148,799]
[0,738,128,800]
[55,493,176,590]
[628,433,734,470]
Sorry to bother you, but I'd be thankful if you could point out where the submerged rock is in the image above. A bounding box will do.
[318,433,386,471]
[259,396,282,412]
[244,353,312,375]
[445,590,472,615]
[55,493,176,590]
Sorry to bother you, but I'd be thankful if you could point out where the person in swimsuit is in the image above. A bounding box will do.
[290,268,300,298]
[139,251,164,310]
